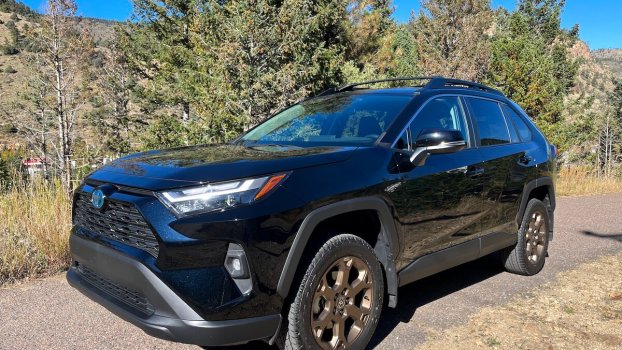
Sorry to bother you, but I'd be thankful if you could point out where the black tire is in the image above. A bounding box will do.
[280,234,384,350]
[501,198,551,275]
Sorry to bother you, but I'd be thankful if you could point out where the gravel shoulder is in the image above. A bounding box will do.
[419,251,622,349]
[1,194,621,350]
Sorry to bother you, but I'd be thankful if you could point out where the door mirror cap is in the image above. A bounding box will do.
[410,128,466,166]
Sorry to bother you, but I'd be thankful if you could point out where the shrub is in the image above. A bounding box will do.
[4,65,17,74]
[1,44,18,55]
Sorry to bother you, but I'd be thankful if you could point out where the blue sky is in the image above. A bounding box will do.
[20,0,622,49]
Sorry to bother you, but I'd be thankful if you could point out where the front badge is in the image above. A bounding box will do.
[91,189,106,210]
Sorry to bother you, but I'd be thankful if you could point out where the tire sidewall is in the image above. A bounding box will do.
[518,199,550,275]
[295,235,384,350]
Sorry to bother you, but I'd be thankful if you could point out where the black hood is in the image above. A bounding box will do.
[88,144,356,191]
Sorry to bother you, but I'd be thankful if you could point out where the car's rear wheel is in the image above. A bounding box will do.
[501,198,551,275]
[280,234,384,350]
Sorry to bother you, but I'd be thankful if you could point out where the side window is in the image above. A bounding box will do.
[466,98,510,146]
[503,105,533,142]
[409,96,469,145]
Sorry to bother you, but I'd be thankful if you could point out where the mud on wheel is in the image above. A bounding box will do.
[280,234,384,350]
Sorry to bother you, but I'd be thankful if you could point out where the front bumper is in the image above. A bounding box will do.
[67,234,281,346]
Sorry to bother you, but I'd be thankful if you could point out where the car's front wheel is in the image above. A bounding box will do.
[281,234,384,350]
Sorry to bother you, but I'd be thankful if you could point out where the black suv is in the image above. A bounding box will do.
[68,77,556,349]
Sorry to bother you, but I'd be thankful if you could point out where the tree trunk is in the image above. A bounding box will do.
[51,12,73,196]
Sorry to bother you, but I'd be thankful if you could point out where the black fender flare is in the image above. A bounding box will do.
[276,197,400,308]
[517,177,555,237]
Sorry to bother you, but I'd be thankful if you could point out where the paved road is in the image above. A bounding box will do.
[1,194,621,350]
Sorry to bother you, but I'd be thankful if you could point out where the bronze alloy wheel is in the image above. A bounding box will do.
[311,256,374,350]
[525,210,547,264]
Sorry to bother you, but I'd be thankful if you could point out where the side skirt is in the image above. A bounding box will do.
[398,232,517,287]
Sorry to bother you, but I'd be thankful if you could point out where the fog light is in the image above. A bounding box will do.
[224,243,252,295]
[224,243,249,279]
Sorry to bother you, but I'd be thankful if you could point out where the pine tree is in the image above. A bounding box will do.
[88,38,138,155]
[409,0,493,80]
[0,156,9,190]
[121,0,209,125]
[193,0,347,134]
[344,0,395,69]
[386,24,419,78]
[1,20,19,55]
[487,0,578,126]
[598,80,622,176]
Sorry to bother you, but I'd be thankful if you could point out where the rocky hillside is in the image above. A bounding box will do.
[570,41,615,100]
[0,10,115,148]
[0,11,32,148]
[592,48,622,80]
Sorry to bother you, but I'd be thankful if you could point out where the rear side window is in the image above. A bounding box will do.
[503,105,533,142]
[466,98,510,146]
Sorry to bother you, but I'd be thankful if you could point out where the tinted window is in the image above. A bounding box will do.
[503,105,532,142]
[409,96,469,145]
[467,98,510,146]
[241,94,412,146]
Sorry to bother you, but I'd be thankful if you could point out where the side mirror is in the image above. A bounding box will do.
[410,128,466,166]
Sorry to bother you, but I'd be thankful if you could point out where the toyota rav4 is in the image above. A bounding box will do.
[68,77,556,350]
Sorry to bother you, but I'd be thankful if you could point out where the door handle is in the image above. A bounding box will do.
[465,167,485,178]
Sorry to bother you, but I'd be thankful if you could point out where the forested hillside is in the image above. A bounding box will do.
[0,0,622,193]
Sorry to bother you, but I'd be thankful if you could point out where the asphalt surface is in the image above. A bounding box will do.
[1,194,621,350]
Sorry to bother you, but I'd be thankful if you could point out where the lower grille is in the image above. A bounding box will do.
[73,191,159,257]
[77,265,155,317]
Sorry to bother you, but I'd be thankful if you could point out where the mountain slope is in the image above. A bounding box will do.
[592,48,622,80]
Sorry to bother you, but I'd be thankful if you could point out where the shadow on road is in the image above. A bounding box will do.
[367,254,504,348]
[204,341,273,350]
[581,230,622,242]
[204,254,505,350]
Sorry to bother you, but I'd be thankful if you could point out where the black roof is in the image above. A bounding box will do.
[318,76,504,98]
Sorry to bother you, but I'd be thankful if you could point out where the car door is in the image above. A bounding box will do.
[389,96,486,267]
[463,96,532,244]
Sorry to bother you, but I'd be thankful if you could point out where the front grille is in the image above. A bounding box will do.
[73,192,159,257]
[77,265,155,317]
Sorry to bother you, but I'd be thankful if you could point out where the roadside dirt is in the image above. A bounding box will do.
[419,251,622,350]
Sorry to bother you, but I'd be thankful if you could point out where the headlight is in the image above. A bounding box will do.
[156,173,289,216]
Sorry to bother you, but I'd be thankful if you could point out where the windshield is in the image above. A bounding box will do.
[239,94,412,147]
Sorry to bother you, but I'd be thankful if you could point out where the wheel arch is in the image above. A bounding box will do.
[517,177,555,238]
[276,197,400,308]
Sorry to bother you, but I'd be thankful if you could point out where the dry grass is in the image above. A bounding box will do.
[420,251,622,350]
[557,166,622,197]
[0,179,72,286]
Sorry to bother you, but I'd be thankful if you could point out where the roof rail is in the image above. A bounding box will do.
[315,76,504,98]
[425,77,504,96]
